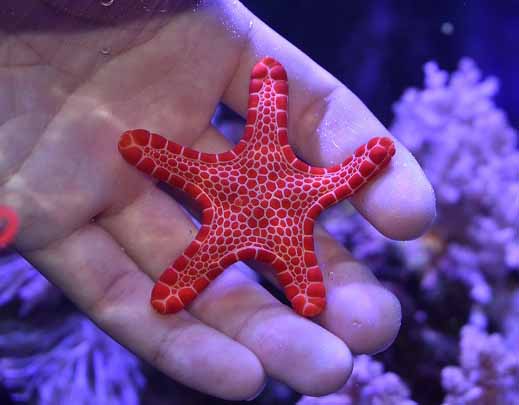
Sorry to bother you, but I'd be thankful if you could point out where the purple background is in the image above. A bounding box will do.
[1,1,517,405]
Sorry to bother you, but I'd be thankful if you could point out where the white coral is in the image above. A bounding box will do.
[0,315,145,404]
[0,253,61,316]
[297,355,416,405]
[441,325,519,405]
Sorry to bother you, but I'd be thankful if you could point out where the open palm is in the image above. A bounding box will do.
[0,0,436,400]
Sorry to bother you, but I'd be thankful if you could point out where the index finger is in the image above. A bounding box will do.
[221,3,435,240]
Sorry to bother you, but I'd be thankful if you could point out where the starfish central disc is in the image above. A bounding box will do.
[118,57,395,317]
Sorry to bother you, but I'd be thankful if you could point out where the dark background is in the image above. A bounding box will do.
[243,0,519,129]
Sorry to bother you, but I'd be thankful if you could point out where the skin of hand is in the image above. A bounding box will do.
[0,0,436,400]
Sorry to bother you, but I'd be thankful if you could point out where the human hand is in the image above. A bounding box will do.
[0,0,435,400]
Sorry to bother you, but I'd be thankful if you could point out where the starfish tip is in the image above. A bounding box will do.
[118,130,151,165]
[118,131,133,148]
[302,304,324,318]
[0,206,19,248]
[291,294,325,318]
[151,299,167,314]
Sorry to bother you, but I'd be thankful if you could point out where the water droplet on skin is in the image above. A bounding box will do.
[352,320,361,327]
[249,20,254,29]
[329,271,335,281]
[100,47,111,55]
[100,0,114,6]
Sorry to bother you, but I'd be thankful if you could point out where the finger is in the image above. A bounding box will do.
[21,224,265,401]
[191,102,402,354]
[104,128,353,396]
[252,222,402,355]
[113,116,399,357]
[190,263,352,396]
[313,224,402,354]
[221,2,435,240]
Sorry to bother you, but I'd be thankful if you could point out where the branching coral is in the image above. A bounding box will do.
[323,58,518,303]
[441,325,519,404]
[0,253,145,404]
[0,253,61,317]
[390,58,518,302]
[209,58,519,405]
[311,59,519,404]
[0,314,145,405]
[297,355,416,405]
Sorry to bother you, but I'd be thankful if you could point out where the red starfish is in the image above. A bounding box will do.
[118,57,395,317]
[0,206,19,249]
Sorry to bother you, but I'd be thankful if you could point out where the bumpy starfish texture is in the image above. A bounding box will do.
[118,57,395,317]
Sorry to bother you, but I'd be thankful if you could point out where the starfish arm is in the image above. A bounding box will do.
[119,129,226,205]
[246,57,340,177]
[242,57,289,149]
[273,252,326,318]
[151,229,287,314]
[118,129,215,178]
[215,245,326,318]
[150,215,223,314]
[257,238,326,317]
[303,136,396,223]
